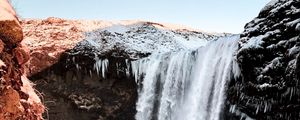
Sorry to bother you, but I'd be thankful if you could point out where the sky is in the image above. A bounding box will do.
[11,0,270,33]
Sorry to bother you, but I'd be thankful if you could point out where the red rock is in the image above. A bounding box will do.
[0,0,23,44]
[0,39,4,53]
[0,0,17,16]
[14,45,30,65]
[42,17,66,25]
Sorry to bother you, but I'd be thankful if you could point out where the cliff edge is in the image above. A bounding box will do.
[0,0,44,119]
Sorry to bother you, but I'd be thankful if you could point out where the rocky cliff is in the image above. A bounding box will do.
[228,0,300,119]
[0,0,44,119]
[22,19,224,119]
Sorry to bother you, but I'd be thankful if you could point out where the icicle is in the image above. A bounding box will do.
[75,64,79,70]
[93,53,109,79]
[229,105,236,113]
[101,59,108,78]
[125,59,131,77]
[116,62,119,76]
[264,101,268,113]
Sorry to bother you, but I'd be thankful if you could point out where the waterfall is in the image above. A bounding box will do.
[133,35,240,120]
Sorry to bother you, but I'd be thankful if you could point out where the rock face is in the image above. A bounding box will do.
[228,0,300,119]
[30,54,137,120]
[0,0,44,119]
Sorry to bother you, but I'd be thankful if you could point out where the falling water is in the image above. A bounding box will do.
[133,36,240,120]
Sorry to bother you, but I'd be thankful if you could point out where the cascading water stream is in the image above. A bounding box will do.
[132,36,240,120]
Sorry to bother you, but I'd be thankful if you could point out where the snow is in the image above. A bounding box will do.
[276,40,286,46]
[86,39,101,48]
[240,35,265,50]
[260,0,295,17]
[289,46,300,56]
[174,36,208,50]
[286,18,300,27]
[103,24,130,34]
[296,23,300,31]
[258,83,272,88]
[73,21,224,58]
[260,0,279,12]
[287,5,300,15]
[262,57,282,74]
[270,0,293,13]
[246,18,266,31]
[240,29,280,51]
[22,18,226,59]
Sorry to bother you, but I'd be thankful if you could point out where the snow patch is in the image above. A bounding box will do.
[262,57,282,74]
[260,0,279,12]
[74,22,224,58]
[286,18,300,28]
[258,83,273,88]
[289,46,300,56]
[295,23,300,31]
[240,35,265,50]
[270,0,293,13]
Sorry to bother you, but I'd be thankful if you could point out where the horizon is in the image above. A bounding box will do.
[11,0,270,33]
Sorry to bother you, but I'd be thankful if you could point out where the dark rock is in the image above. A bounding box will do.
[228,0,300,120]
[30,52,137,120]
